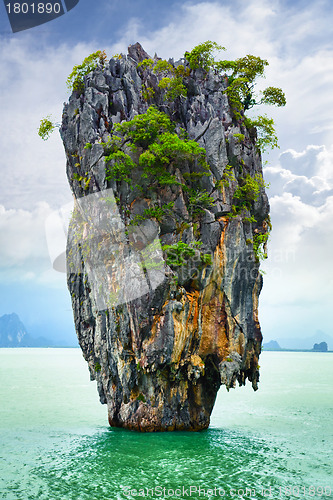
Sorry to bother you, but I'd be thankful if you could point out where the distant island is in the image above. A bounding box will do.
[312,342,328,352]
[0,313,53,347]
[263,340,281,350]
[263,336,331,352]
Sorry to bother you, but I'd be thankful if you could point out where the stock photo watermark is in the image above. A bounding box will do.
[3,0,80,33]
[45,188,296,310]
[121,484,332,498]
[45,189,166,309]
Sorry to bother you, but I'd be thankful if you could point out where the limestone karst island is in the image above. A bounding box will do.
[42,41,285,431]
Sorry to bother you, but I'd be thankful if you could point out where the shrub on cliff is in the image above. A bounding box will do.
[184,41,286,147]
[38,116,56,141]
[66,50,107,92]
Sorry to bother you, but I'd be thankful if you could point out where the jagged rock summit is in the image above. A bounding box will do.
[61,43,270,431]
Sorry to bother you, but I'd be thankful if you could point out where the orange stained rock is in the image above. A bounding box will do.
[192,383,203,407]
[208,230,227,292]
[252,275,262,342]
[186,290,200,329]
[236,332,245,357]
[199,292,229,361]
[144,303,165,346]
[171,291,200,364]
[190,354,205,370]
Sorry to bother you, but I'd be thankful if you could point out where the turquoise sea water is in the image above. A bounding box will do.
[0,349,332,500]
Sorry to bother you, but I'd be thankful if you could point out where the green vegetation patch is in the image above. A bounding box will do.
[66,50,107,93]
[184,41,286,150]
[38,116,57,140]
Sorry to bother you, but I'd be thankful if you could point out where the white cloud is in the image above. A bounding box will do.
[0,201,77,289]
[0,202,52,269]
[265,144,333,203]
[0,38,118,211]
[260,144,333,338]
[263,144,333,272]
[113,0,280,61]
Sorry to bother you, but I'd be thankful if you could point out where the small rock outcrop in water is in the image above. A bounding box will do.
[312,342,328,352]
[263,340,281,350]
[61,43,270,431]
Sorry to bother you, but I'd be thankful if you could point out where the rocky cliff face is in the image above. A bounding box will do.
[61,43,270,431]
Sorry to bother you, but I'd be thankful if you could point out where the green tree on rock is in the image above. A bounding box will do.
[184,42,286,149]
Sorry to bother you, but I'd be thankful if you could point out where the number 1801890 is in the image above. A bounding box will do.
[6,3,62,14]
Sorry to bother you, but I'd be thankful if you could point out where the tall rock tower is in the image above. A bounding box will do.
[61,43,270,431]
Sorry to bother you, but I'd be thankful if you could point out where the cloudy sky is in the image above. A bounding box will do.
[0,0,332,346]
